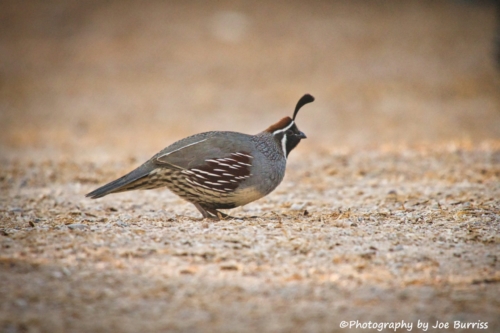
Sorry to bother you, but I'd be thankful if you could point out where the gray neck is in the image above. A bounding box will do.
[252,133,286,162]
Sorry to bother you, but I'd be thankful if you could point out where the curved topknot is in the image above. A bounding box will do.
[293,94,314,121]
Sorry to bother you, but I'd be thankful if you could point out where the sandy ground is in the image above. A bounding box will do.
[1,1,500,332]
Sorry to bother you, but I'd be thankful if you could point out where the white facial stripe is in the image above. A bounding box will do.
[281,134,287,159]
[272,121,295,136]
[272,121,294,159]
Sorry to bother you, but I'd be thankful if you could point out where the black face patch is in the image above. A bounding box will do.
[273,122,306,157]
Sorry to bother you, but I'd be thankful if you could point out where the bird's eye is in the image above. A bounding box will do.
[286,129,294,136]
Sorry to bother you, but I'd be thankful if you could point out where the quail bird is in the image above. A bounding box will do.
[86,94,314,219]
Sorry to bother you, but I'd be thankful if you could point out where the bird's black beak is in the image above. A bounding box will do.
[298,131,307,139]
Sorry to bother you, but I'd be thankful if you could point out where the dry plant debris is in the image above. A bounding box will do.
[1,143,499,332]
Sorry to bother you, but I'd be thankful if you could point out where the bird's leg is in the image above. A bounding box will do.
[193,203,218,220]
[192,203,234,220]
[213,209,235,220]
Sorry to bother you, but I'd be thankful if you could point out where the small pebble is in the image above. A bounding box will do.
[14,299,27,308]
[52,271,64,279]
[290,203,305,211]
[67,224,87,230]
[391,245,404,252]
[116,221,128,227]
[220,263,239,271]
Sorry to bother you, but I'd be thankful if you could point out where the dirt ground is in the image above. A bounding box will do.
[1,1,500,332]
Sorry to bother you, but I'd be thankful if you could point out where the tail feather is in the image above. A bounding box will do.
[86,164,154,199]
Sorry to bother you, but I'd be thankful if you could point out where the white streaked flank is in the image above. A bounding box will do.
[191,168,221,177]
[231,152,253,159]
[157,138,208,160]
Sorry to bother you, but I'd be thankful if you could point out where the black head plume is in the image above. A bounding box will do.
[293,94,315,121]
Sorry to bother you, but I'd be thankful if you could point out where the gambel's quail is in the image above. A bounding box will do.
[86,94,314,219]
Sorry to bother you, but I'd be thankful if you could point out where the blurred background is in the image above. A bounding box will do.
[1,0,499,159]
